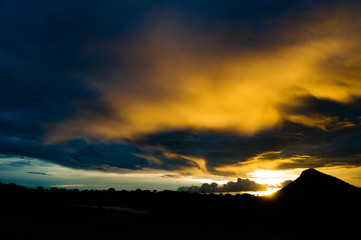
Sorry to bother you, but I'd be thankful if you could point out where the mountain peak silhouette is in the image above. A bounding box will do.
[299,168,322,177]
[274,168,360,201]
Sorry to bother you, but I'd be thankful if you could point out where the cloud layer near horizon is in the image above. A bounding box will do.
[1,0,361,181]
[177,178,267,193]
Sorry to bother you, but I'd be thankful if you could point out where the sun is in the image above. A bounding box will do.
[247,169,302,186]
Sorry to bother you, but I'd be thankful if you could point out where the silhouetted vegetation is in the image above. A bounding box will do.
[1,169,360,239]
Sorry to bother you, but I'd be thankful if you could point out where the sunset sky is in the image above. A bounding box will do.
[1,0,361,190]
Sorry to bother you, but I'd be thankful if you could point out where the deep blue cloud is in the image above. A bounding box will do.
[0,136,150,171]
[134,114,361,173]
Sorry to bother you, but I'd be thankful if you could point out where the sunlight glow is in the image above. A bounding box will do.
[242,187,281,196]
[248,169,302,186]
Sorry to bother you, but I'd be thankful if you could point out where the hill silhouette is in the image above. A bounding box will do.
[270,168,361,237]
[274,168,360,202]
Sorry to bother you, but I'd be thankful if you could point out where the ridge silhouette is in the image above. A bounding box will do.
[274,168,360,201]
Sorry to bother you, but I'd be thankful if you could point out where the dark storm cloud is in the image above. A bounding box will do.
[134,96,361,174]
[134,129,292,168]
[0,0,154,170]
[282,96,361,117]
[280,96,361,130]
[1,0,361,175]
[134,120,325,170]
[271,96,361,169]
[0,136,149,171]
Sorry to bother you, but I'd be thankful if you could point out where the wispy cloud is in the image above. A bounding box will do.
[26,171,50,176]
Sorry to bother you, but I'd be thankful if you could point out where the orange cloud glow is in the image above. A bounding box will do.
[46,6,361,143]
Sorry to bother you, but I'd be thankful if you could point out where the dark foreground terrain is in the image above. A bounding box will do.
[1,169,360,240]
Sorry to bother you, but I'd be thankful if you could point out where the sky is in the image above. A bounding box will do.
[1,0,361,190]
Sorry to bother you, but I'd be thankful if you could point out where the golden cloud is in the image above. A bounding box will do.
[46,5,361,143]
